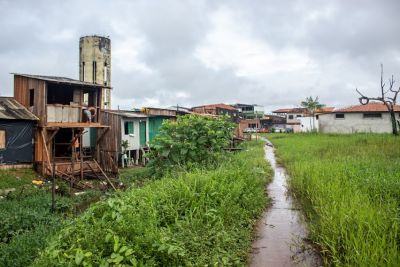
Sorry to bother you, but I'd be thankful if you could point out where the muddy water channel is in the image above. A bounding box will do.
[250,140,321,267]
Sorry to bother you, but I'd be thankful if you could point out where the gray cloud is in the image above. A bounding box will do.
[0,0,399,112]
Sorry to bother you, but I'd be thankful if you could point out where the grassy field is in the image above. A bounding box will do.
[33,141,272,266]
[267,133,400,266]
[0,169,102,267]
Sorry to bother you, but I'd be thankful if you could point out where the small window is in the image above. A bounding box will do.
[29,89,34,106]
[296,114,302,118]
[0,129,5,149]
[335,113,345,119]
[363,113,382,118]
[82,62,85,81]
[92,61,97,82]
[288,115,294,119]
[83,93,89,106]
[124,121,134,135]
[316,115,319,120]
[104,63,108,84]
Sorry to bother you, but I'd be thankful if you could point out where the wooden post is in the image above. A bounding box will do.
[80,133,83,180]
[71,129,75,189]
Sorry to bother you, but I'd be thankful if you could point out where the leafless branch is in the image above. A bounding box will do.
[356,64,400,134]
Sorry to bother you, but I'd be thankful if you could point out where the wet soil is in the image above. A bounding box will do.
[250,140,322,267]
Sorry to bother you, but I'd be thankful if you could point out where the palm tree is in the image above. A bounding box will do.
[301,96,325,131]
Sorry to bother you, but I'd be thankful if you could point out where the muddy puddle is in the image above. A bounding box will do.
[250,140,321,267]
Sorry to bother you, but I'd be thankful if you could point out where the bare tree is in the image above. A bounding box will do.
[356,64,400,135]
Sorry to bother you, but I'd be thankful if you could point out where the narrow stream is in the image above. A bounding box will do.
[250,140,321,267]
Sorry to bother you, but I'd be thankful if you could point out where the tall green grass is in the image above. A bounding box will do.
[268,133,400,266]
[33,141,271,266]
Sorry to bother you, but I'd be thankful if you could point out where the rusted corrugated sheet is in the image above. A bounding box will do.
[0,97,38,120]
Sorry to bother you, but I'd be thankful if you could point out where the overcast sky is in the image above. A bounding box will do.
[1,0,400,112]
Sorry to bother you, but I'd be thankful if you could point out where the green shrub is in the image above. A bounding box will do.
[33,141,271,266]
[147,115,236,176]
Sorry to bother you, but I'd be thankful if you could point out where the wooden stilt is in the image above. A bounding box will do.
[93,159,117,191]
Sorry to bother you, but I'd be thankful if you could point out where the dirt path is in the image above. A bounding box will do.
[250,140,321,267]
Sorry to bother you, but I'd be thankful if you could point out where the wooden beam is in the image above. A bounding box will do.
[46,128,59,144]
[93,159,117,191]
[96,127,109,144]
[45,122,110,128]
[40,130,53,176]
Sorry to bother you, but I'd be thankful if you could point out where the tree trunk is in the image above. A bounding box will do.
[389,110,398,135]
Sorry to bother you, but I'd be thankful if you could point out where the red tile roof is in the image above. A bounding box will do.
[334,102,400,113]
[273,107,334,114]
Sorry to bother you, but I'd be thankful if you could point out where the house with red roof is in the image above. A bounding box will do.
[318,102,400,133]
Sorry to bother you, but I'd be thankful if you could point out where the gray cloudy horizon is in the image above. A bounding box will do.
[1,0,400,112]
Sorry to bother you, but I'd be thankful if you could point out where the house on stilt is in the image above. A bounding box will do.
[12,73,115,185]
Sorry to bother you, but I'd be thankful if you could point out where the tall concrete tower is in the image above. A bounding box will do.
[79,35,111,109]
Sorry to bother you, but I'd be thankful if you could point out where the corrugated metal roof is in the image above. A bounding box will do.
[0,97,38,120]
[104,110,149,118]
[12,73,112,89]
[192,103,238,111]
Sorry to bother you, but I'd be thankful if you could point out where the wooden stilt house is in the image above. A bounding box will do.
[12,73,113,182]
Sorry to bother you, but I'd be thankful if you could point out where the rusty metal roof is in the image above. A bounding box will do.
[0,97,38,120]
[12,73,112,89]
[192,103,238,111]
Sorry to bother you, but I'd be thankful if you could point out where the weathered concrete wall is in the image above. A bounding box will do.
[79,35,111,109]
[319,113,395,133]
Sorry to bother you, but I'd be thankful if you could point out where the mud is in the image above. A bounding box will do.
[250,140,322,267]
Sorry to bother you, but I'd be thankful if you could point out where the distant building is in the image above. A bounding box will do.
[234,103,264,119]
[273,107,334,132]
[0,97,38,167]
[260,115,286,130]
[191,103,239,122]
[319,102,400,134]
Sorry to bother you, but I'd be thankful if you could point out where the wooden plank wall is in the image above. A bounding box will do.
[98,111,121,164]
[13,76,46,127]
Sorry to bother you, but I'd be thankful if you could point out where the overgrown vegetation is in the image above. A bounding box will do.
[147,115,236,176]
[118,167,152,188]
[268,133,400,266]
[33,141,271,266]
[0,169,102,267]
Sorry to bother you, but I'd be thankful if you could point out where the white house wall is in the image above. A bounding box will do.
[299,116,319,132]
[120,118,149,150]
[319,113,394,133]
[121,119,139,150]
[286,113,304,124]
